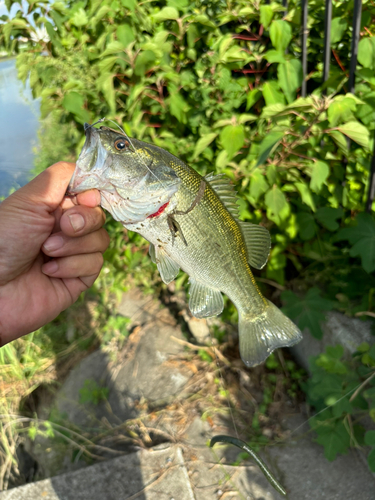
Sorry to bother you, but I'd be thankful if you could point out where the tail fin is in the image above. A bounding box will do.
[239,300,302,367]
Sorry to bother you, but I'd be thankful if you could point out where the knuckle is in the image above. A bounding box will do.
[101,229,111,248]
[94,252,104,269]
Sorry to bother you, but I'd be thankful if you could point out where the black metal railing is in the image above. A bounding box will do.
[273,0,374,212]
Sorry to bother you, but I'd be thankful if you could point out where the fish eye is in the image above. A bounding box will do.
[114,139,130,151]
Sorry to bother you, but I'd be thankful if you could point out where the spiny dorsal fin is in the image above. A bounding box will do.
[188,277,224,318]
[205,172,240,218]
[238,221,271,270]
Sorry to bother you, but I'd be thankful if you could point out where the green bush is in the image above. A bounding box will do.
[1,0,375,305]
[2,0,375,471]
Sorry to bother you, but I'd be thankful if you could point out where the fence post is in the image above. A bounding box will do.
[349,0,362,94]
[323,0,332,87]
[301,0,308,97]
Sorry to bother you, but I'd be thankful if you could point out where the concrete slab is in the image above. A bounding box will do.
[0,445,195,500]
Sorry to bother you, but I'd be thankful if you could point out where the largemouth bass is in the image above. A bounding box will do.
[68,123,302,367]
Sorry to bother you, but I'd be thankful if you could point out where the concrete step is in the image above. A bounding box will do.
[2,414,375,500]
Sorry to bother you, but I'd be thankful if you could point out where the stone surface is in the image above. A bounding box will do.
[7,291,375,499]
[186,317,211,344]
[0,445,195,500]
[4,415,375,499]
[291,310,375,372]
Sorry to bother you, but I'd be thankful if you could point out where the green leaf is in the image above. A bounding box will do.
[246,89,262,111]
[192,14,216,28]
[256,131,284,167]
[169,90,190,124]
[278,59,302,103]
[315,420,350,461]
[281,288,334,339]
[193,132,217,160]
[70,8,89,27]
[337,121,369,148]
[336,213,375,273]
[315,207,343,231]
[249,169,269,202]
[102,41,124,57]
[328,96,357,126]
[330,17,348,44]
[327,130,349,155]
[297,212,316,240]
[265,185,287,224]
[134,50,155,76]
[358,37,375,70]
[117,24,135,47]
[310,161,329,193]
[294,182,316,212]
[153,6,179,21]
[264,49,286,64]
[259,5,273,29]
[100,74,116,112]
[270,20,292,53]
[62,91,90,123]
[220,46,248,63]
[238,114,257,124]
[220,125,245,159]
[262,81,285,106]
[368,449,375,473]
[365,431,375,446]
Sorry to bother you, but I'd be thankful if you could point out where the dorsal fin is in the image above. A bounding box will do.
[205,173,240,218]
[238,221,271,270]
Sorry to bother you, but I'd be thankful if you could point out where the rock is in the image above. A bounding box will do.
[291,310,375,372]
[187,317,211,344]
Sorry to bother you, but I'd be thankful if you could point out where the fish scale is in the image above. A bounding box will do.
[68,124,302,367]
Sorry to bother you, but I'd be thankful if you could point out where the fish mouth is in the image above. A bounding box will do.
[67,124,112,194]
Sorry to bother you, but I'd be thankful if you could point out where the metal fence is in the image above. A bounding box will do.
[269,0,375,213]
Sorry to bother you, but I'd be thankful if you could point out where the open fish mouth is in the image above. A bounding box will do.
[67,124,113,194]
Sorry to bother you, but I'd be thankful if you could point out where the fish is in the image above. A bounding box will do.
[68,123,302,367]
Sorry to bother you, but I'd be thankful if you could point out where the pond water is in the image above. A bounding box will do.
[0,58,40,197]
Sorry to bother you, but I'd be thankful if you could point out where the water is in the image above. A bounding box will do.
[0,58,40,197]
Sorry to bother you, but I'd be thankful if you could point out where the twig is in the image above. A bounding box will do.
[355,311,375,318]
[349,371,375,402]
[256,278,286,291]
[170,336,230,365]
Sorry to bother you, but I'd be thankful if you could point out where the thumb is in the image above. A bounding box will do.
[11,162,76,213]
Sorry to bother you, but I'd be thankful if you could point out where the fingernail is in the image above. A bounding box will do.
[68,214,85,232]
[43,235,64,252]
[42,260,58,275]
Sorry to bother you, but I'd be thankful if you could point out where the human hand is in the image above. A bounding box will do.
[0,162,110,345]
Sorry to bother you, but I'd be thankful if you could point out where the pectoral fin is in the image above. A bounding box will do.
[238,221,271,270]
[149,243,156,264]
[153,247,180,284]
[188,278,224,318]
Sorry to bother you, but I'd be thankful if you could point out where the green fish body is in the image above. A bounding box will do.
[68,124,302,367]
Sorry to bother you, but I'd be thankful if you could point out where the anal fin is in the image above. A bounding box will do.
[189,278,224,318]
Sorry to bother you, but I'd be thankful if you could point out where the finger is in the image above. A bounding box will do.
[11,162,76,212]
[76,190,101,208]
[42,228,110,257]
[60,190,101,210]
[60,205,106,237]
[42,252,104,279]
[61,274,101,303]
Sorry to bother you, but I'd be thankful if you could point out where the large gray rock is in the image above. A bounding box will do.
[291,310,375,372]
